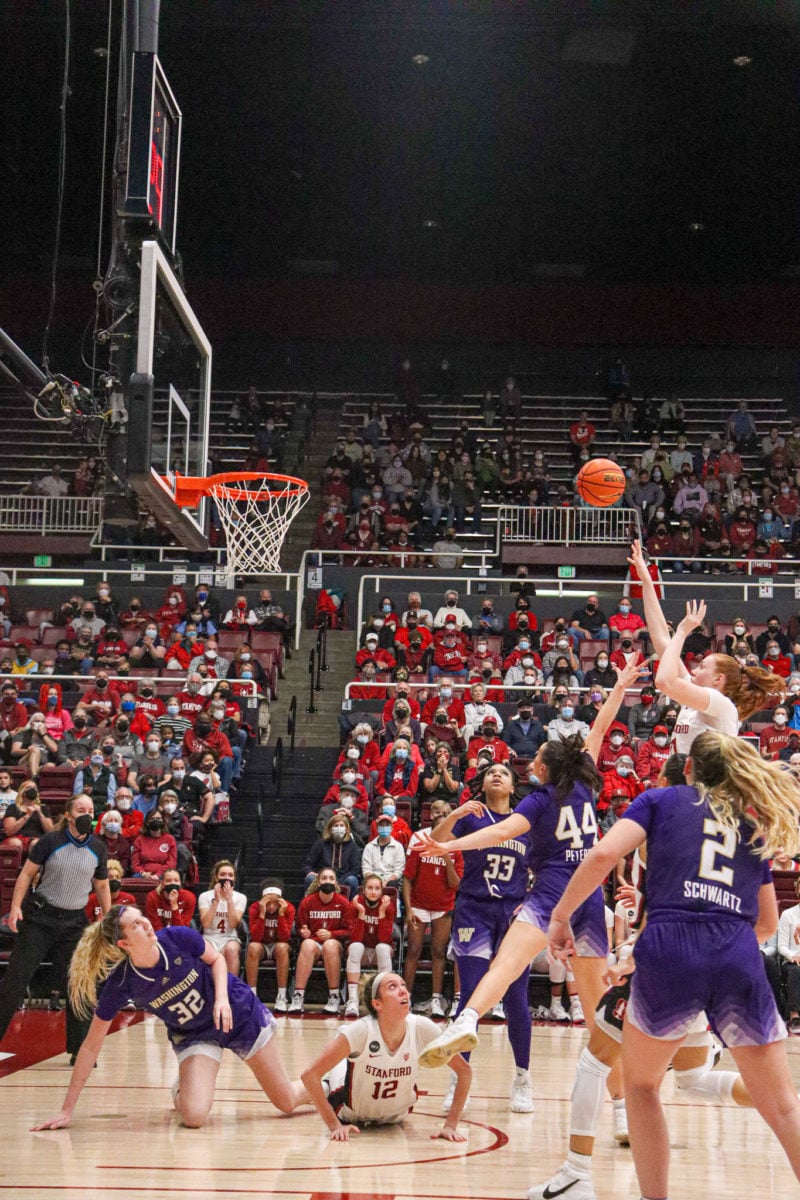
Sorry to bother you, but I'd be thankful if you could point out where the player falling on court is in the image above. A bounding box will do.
[431,760,535,1115]
[529,752,761,1200]
[416,660,641,1071]
[32,906,308,1130]
[628,539,782,751]
[548,729,800,1200]
[301,971,470,1141]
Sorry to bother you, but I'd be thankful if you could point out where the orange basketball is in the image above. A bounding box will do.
[576,457,626,507]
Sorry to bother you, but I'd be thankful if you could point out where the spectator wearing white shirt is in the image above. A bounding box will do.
[547,702,590,743]
[433,589,471,630]
[669,436,693,474]
[463,681,503,740]
[401,591,434,629]
[37,464,69,498]
[361,821,406,886]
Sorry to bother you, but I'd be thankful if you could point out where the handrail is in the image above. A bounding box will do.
[314,625,324,693]
[287,694,297,756]
[0,563,297,587]
[496,505,642,551]
[306,648,318,714]
[272,736,284,799]
[342,680,647,700]
[0,494,103,536]
[0,671,262,704]
[318,613,329,673]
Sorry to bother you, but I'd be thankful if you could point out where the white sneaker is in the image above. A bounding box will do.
[430,994,446,1018]
[274,992,288,1013]
[613,1101,630,1145]
[510,1073,534,1113]
[288,992,304,1014]
[441,1071,471,1114]
[344,998,360,1018]
[549,1002,570,1022]
[418,1012,479,1068]
[530,1004,551,1021]
[414,998,433,1014]
[570,998,585,1025]
[448,993,461,1018]
[490,1001,506,1021]
[323,993,341,1014]
[527,1165,596,1200]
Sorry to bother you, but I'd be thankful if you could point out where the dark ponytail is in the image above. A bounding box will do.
[540,734,600,801]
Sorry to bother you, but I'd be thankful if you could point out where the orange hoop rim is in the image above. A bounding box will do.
[169,471,309,508]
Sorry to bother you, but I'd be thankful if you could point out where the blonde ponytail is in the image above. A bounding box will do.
[691,731,800,859]
[68,906,130,1019]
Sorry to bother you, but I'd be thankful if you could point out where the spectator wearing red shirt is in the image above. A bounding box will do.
[368,794,414,849]
[82,672,121,723]
[759,705,792,760]
[118,597,152,633]
[344,875,396,1016]
[381,679,421,724]
[394,619,433,658]
[245,878,296,1008]
[746,540,784,578]
[466,636,503,674]
[568,410,597,465]
[670,521,702,573]
[761,643,793,679]
[112,787,143,840]
[131,810,178,879]
[402,811,463,1013]
[597,725,632,774]
[729,510,757,554]
[144,868,198,930]
[609,637,648,675]
[321,776,371,811]
[608,599,647,646]
[0,681,28,753]
[635,725,671,785]
[85,860,135,923]
[338,727,381,778]
[598,752,643,815]
[377,738,420,801]
[355,633,396,673]
[289,869,353,1014]
[94,628,129,671]
[175,674,208,719]
[95,809,133,874]
[348,661,388,702]
[466,718,512,767]
[136,679,166,724]
[182,712,234,792]
[420,680,466,731]
[429,629,469,682]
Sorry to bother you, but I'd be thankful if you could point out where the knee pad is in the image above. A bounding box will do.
[570,1048,612,1138]
[346,943,364,973]
[375,944,393,972]
[674,1058,737,1104]
[549,959,567,985]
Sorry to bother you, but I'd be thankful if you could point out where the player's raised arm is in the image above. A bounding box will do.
[627,539,680,665]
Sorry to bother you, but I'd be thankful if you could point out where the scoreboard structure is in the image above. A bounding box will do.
[124,52,182,255]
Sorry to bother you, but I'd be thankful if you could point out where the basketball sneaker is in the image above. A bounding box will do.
[441,1070,471,1114]
[288,992,304,1014]
[490,1001,506,1021]
[527,1165,596,1200]
[430,993,447,1018]
[448,992,461,1018]
[274,991,288,1013]
[549,1001,570,1022]
[419,1011,479,1067]
[344,998,360,1018]
[570,997,585,1025]
[323,993,341,1014]
[510,1073,534,1113]
[613,1099,629,1144]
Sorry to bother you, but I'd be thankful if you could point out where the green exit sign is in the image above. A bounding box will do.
[557,565,576,579]
[34,555,52,568]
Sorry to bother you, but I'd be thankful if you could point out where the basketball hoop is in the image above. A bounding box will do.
[171,471,310,577]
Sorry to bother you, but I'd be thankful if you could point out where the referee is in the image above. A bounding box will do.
[0,793,110,1062]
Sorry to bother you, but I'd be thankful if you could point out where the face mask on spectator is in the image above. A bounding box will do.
[619,604,630,614]
[117,797,132,811]
[167,704,179,716]
[147,740,161,752]
[377,823,392,838]
[774,713,788,726]
[90,753,104,766]
[395,747,408,760]
[616,765,631,777]
[560,706,574,720]
[331,825,347,841]
[104,821,122,835]
[163,802,177,815]
[610,733,624,747]
[382,804,396,818]
[439,686,452,699]
[518,639,530,650]
[654,734,668,747]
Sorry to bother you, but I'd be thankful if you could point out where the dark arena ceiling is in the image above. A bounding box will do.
[3,0,800,301]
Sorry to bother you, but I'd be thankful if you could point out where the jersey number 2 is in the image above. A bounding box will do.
[698,819,736,887]
[554,803,598,849]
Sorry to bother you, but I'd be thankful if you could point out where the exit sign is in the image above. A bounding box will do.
[34,555,52,568]
[557,565,576,579]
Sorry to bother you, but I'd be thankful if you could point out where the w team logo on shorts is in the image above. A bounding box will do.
[457,927,475,943]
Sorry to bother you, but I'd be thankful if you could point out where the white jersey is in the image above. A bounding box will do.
[328,1014,440,1124]
[198,888,247,940]
[670,688,739,755]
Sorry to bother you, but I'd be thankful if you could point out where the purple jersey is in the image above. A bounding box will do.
[95,927,259,1038]
[516,778,598,881]
[624,785,771,927]
[452,809,530,902]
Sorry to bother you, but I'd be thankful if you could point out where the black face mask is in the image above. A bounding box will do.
[109,879,121,895]
[163,882,180,895]
[73,717,86,729]
[148,821,163,834]
[117,720,128,732]
[74,814,94,836]
[96,679,107,690]
[196,723,211,735]
[319,881,336,895]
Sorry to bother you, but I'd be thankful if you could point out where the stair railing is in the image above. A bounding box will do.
[306,648,317,714]
[287,694,297,758]
[272,736,284,800]
[318,612,329,673]
[314,625,325,692]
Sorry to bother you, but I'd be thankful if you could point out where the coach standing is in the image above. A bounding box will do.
[0,793,110,1063]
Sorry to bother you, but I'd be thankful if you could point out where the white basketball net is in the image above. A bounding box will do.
[209,476,310,577]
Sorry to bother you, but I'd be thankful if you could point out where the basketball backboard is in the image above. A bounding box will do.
[126,239,211,550]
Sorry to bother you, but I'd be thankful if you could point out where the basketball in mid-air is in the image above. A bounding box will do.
[575,457,626,507]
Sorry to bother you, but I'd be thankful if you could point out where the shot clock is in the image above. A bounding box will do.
[124,52,182,254]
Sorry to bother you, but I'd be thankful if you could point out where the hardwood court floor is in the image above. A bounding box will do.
[1,1011,798,1200]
